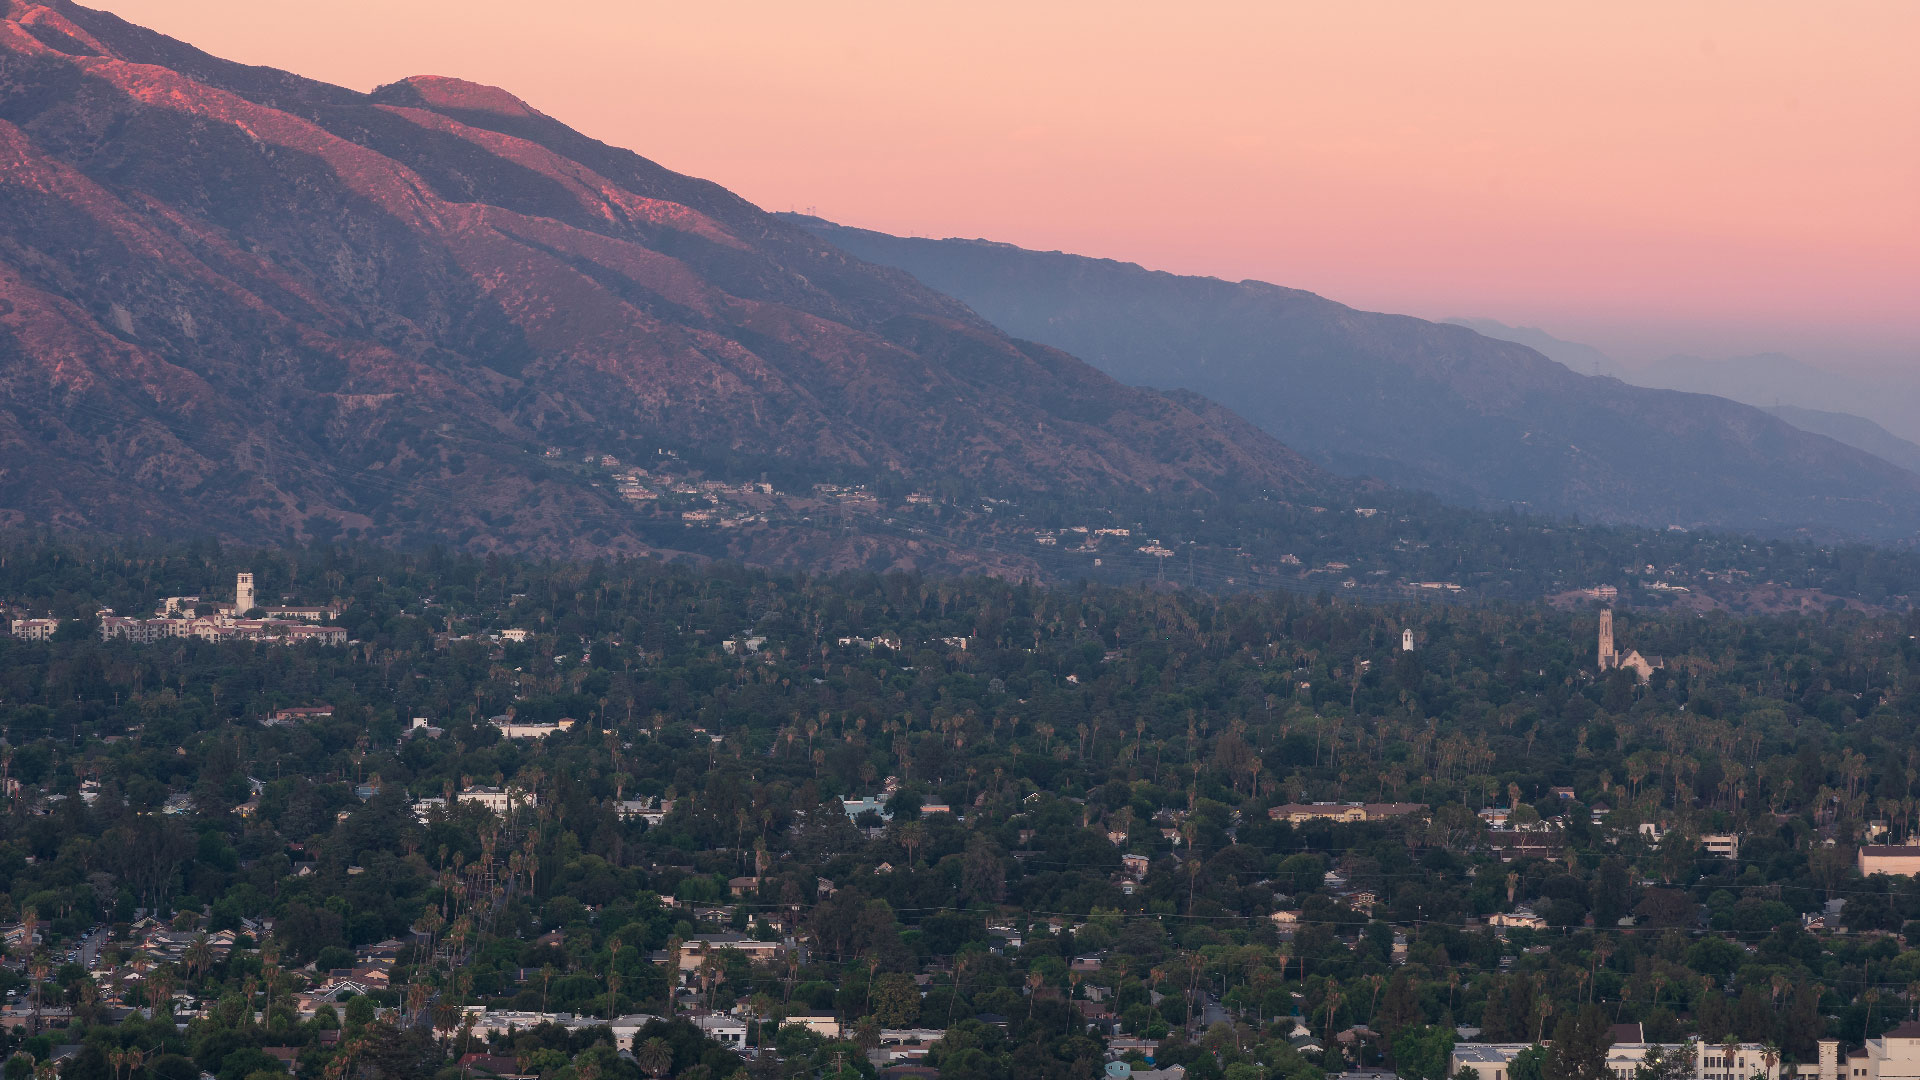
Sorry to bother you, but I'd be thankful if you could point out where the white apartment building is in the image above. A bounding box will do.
[670,933,783,969]
[9,618,60,640]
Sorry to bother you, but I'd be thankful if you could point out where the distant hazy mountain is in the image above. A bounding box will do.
[1765,406,1920,477]
[1446,324,1920,449]
[1443,318,1635,380]
[1641,354,1920,444]
[792,217,1920,542]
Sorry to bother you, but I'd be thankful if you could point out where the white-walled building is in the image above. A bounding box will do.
[1833,1022,1920,1080]
[457,785,536,815]
[1860,847,1920,877]
[785,1015,841,1037]
[491,715,577,739]
[1454,1041,1794,1080]
[9,618,60,640]
[1701,834,1740,859]
[667,934,782,969]
[100,573,341,647]
[691,1012,747,1047]
[461,1009,661,1052]
[1486,908,1547,930]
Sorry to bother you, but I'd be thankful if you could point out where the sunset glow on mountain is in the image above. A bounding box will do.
[81,0,1920,368]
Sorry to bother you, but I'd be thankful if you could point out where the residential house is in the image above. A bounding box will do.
[691,1013,747,1048]
[457,786,536,815]
[1487,908,1547,930]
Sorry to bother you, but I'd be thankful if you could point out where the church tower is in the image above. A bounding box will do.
[236,572,255,615]
[1597,608,1615,670]
[1401,628,1415,652]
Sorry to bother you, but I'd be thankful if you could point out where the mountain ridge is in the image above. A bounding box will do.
[1451,320,1920,473]
[789,216,1920,543]
[1763,405,1920,478]
[0,0,1328,567]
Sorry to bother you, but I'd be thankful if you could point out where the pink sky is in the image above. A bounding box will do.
[89,0,1920,370]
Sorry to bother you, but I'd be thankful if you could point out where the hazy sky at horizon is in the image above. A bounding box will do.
[86,0,1920,371]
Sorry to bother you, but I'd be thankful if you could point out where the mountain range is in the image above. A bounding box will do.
[1457,319,1920,450]
[1642,353,1920,446]
[1760,406,1920,478]
[1442,318,1637,382]
[792,219,1920,543]
[0,0,1324,568]
[4,0,1919,593]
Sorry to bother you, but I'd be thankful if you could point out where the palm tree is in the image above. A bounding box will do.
[147,965,175,1017]
[663,939,683,1015]
[262,940,283,1022]
[28,958,49,1032]
[946,954,971,1025]
[636,1037,674,1080]
[433,1001,459,1051]
[698,951,726,1008]
[184,933,212,984]
[118,1048,148,1080]
[862,953,883,1016]
[404,979,431,1026]
[1320,978,1343,1054]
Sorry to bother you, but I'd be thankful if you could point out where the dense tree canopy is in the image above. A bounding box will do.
[2,539,1920,1080]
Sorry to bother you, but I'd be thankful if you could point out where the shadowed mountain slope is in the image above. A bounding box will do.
[792,218,1920,543]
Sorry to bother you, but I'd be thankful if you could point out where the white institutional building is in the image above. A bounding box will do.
[1455,1040,1793,1080]
[1838,1023,1920,1080]
[100,572,343,646]
[1456,1030,1920,1080]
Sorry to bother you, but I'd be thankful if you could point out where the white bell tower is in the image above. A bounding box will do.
[235,572,255,614]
